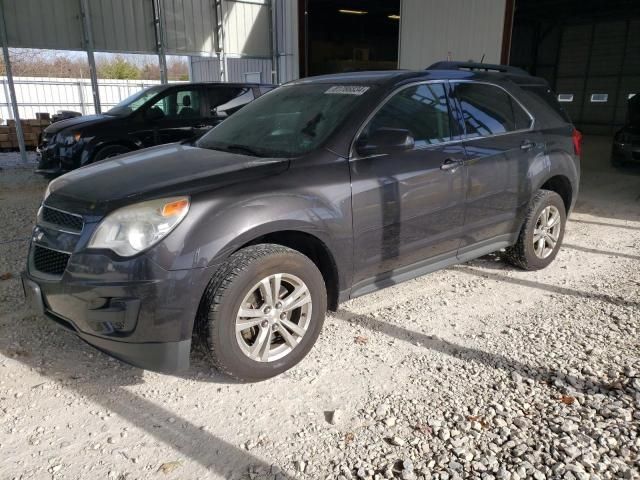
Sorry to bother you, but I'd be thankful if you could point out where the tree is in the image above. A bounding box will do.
[97,56,140,79]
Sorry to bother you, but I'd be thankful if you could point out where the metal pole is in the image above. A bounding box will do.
[153,0,168,84]
[0,0,27,163]
[269,0,279,84]
[80,0,101,113]
[214,0,226,81]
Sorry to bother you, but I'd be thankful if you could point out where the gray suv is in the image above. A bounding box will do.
[22,62,581,381]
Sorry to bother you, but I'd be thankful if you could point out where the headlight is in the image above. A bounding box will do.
[62,132,82,145]
[88,196,190,257]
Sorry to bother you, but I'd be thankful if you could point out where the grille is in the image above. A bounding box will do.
[33,245,70,276]
[42,206,83,233]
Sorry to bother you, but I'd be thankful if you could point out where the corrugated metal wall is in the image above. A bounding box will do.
[190,57,273,83]
[398,0,506,69]
[273,0,299,83]
[90,0,156,53]
[223,0,271,57]
[2,0,220,55]
[2,0,84,50]
[162,0,218,55]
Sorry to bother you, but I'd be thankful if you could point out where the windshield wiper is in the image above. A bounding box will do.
[216,144,264,157]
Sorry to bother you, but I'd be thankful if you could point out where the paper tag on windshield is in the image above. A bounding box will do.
[325,86,369,95]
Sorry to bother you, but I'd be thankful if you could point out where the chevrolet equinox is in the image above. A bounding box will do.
[23,62,581,381]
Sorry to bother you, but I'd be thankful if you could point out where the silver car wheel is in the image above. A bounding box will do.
[235,273,312,362]
[533,205,561,259]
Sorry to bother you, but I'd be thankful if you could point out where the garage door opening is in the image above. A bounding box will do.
[509,0,640,135]
[299,0,400,77]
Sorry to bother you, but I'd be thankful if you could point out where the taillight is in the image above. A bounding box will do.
[572,129,583,157]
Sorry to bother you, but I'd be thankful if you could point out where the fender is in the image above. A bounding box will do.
[147,152,354,293]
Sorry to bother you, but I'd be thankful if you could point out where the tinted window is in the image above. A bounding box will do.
[363,83,452,147]
[209,87,254,119]
[452,83,529,137]
[148,88,203,120]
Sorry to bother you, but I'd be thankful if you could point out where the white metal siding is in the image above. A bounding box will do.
[223,0,271,57]
[189,57,273,83]
[398,0,506,69]
[0,76,168,119]
[273,0,299,83]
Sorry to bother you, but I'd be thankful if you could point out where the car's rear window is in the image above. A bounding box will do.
[520,85,572,124]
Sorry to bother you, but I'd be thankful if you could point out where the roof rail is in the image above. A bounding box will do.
[426,61,529,76]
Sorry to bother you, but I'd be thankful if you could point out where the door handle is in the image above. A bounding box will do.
[521,140,536,151]
[440,158,463,171]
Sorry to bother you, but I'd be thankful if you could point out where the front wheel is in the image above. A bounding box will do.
[92,144,131,162]
[504,190,566,270]
[199,244,327,381]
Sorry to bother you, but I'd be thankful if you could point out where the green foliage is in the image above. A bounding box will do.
[97,56,140,80]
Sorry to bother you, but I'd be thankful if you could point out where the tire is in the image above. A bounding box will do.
[92,144,130,162]
[199,244,327,381]
[504,189,566,271]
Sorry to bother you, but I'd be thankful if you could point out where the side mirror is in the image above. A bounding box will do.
[356,128,415,156]
[144,107,164,122]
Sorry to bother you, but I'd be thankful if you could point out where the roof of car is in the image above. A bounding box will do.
[159,81,274,88]
[287,66,547,88]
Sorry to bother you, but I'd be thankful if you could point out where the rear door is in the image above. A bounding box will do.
[449,81,537,255]
[132,86,209,146]
[350,81,467,292]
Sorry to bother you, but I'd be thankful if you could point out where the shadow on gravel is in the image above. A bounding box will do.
[0,314,293,480]
[563,243,640,261]
[332,309,626,398]
[457,266,640,310]
[568,218,640,231]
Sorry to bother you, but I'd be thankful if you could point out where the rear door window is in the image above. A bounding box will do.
[208,87,255,119]
[362,82,453,147]
[451,83,531,137]
[147,87,204,120]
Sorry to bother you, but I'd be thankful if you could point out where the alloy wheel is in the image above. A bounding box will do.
[235,273,312,362]
[533,205,561,259]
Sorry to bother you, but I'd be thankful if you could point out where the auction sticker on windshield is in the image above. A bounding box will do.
[325,86,370,95]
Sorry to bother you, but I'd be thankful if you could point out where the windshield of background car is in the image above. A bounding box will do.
[196,83,374,157]
[106,86,165,116]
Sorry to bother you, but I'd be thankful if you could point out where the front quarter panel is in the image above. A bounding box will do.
[146,151,354,292]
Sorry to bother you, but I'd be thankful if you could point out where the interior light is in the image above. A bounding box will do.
[338,9,368,15]
[388,14,400,20]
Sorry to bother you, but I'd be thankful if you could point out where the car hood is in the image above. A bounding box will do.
[44,114,116,135]
[46,143,290,213]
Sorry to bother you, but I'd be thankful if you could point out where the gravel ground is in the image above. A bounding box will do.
[0,136,638,480]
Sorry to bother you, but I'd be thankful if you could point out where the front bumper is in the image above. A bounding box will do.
[612,142,640,163]
[36,141,83,176]
[21,253,214,373]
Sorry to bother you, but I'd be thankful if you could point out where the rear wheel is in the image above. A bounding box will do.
[199,244,327,381]
[504,190,566,270]
[92,144,130,162]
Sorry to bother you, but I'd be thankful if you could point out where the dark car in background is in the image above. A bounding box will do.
[23,63,580,381]
[612,94,640,166]
[36,82,274,176]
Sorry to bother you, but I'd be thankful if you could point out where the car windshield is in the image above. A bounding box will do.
[105,86,165,116]
[196,83,373,157]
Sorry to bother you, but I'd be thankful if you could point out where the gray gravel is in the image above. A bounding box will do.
[0,136,638,479]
